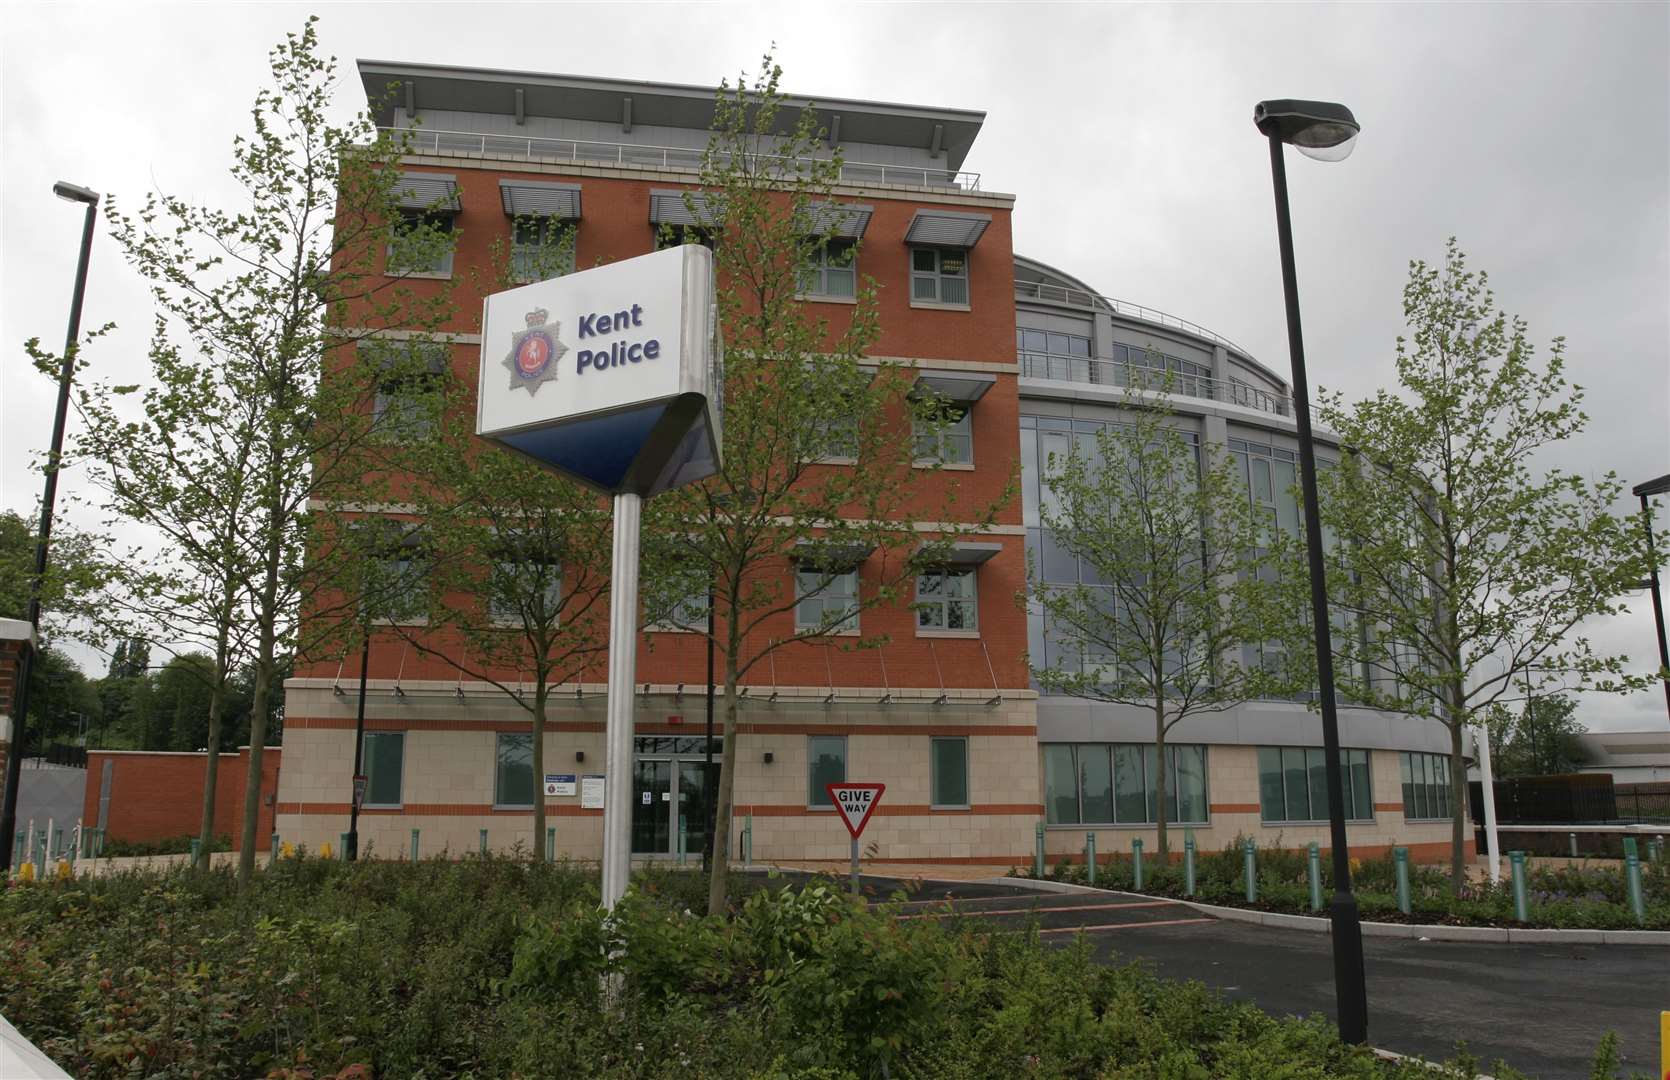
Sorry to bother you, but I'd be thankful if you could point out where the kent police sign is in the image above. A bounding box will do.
[476,245,721,495]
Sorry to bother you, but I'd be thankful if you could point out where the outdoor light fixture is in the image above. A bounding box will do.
[1253,99,1369,1045]
[575,751,585,763]
[762,751,774,765]
[0,181,101,872]
[1631,473,1670,727]
[1253,100,1360,162]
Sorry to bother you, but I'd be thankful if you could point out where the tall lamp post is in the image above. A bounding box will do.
[1633,473,1670,727]
[0,181,100,873]
[1253,100,1369,1044]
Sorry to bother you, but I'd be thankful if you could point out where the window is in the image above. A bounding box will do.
[1400,751,1453,820]
[389,210,455,276]
[1257,747,1373,823]
[917,567,978,631]
[655,223,715,250]
[913,403,972,464]
[370,341,447,442]
[795,567,859,633]
[798,239,856,299]
[488,555,561,627]
[911,247,968,305]
[931,736,969,808]
[358,526,428,625]
[1041,743,1207,825]
[510,217,576,283]
[807,735,846,806]
[651,581,709,632]
[495,733,535,808]
[1016,328,1093,381]
[360,732,405,808]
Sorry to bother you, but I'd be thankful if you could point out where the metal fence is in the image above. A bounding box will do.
[1469,777,1670,824]
[1018,353,1292,418]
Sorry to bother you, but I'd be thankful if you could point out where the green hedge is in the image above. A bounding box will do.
[1020,836,1670,929]
[0,857,1635,1078]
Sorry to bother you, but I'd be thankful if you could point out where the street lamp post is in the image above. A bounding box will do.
[346,632,370,861]
[0,181,100,873]
[1632,474,1670,728]
[1253,100,1369,1045]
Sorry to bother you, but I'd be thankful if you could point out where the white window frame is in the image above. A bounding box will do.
[488,557,562,628]
[794,567,859,635]
[360,731,406,809]
[913,402,973,466]
[910,246,969,306]
[509,216,577,283]
[916,566,979,633]
[798,239,857,301]
[387,209,456,278]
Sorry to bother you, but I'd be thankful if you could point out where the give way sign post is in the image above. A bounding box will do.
[827,782,885,895]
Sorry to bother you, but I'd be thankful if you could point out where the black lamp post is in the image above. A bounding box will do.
[1253,99,1369,1045]
[1633,473,1670,727]
[0,181,100,873]
[346,630,370,861]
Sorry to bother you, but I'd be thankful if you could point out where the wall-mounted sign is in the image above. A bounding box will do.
[477,245,722,496]
[544,774,577,797]
[580,775,606,810]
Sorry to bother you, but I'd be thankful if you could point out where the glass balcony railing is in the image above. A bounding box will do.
[1017,352,1292,418]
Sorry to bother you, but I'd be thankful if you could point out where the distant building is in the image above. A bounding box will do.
[1573,728,1670,785]
[274,62,1463,865]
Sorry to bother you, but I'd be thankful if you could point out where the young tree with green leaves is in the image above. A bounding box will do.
[1483,691,1588,777]
[1317,239,1652,886]
[1029,391,1283,857]
[86,18,460,883]
[652,57,1009,916]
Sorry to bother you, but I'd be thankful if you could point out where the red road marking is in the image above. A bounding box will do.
[896,900,1182,920]
[1036,917,1214,934]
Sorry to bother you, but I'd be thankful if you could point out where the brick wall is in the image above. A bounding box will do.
[83,748,282,850]
[0,635,28,783]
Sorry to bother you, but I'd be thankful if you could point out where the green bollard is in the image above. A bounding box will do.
[410,829,420,861]
[546,826,556,863]
[677,814,687,867]
[1132,838,1144,891]
[1509,850,1529,922]
[1394,846,1411,915]
[52,828,62,860]
[1034,821,1045,878]
[1622,836,1639,862]
[1243,839,1257,903]
[1183,829,1197,897]
[1624,852,1646,925]
[95,828,105,858]
[479,829,488,857]
[189,838,202,869]
[268,834,278,867]
[1085,831,1097,886]
[1307,841,1323,912]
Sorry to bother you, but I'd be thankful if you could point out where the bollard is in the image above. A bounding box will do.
[339,832,350,861]
[1509,850,1529,922]
[1624,851,1646,925]
[479,829,488,857]
[45,819,55,862]
[1243,839,1257,903]
[743,813,753,867]
[189,838,202,869]
[95,827,104,858]
[320,841,333,860]
[1650,836,1663,864]
[410,829,420,862]
[1394,847,1411,915]
[1307,841,1323,912]
[1184,829,1197,897]
[546,826,556,863]
[1569,832,1579,859]
[677,814,687,867]
[1132,838,1144,891]
[269,834,278,867]
[52,827,62,860]
[35,834,47,879]
[1622,836,1639,862]
[1034,822,1045,878]
[1085,832,1097,886]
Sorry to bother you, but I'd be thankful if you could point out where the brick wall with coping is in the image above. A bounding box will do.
[82,748,282,851]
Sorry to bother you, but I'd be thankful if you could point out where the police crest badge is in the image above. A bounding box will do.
[503,308,567,394]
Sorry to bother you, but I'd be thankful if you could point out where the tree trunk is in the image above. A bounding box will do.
[238,517,282,885]
[706,654,740,917]
[1448,716,1467,895]
[532,678,547,863]
[1153,701,1170,859]
[195,681,225,871]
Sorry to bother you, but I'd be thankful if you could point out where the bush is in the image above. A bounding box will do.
[1020,835,1670,929]
[0,856,1634,1077]
[99,833,233,858]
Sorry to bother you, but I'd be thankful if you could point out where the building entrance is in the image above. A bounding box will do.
[631,736,718,858]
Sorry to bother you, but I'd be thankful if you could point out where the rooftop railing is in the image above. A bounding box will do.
[1018,352,1293,418]
[383,126,982,191]
[1014,280,1254,359]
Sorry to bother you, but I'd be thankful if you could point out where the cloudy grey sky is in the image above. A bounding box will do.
[3,2,1667,729]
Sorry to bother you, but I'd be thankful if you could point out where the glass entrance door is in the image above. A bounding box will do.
[677,760,711,860]
[631,759,671,855]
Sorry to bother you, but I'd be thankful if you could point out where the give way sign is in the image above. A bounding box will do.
[827,783,885,839]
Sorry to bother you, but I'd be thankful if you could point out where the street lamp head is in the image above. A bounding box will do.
[52,181,99,206]
[1633,473,1670,498]
[1254,99,1361,162]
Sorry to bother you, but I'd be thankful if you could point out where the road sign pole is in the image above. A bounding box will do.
[601,492,642,912]
[850,836,859,896]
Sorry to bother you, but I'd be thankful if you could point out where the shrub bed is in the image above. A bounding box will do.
[0,856,1635,1078]
[1016,837,1670,930]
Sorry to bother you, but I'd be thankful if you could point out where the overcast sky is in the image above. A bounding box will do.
[3,2,1666,730]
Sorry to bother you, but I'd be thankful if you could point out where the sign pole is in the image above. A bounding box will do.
[600,492,642,911]
[850,835,859,896]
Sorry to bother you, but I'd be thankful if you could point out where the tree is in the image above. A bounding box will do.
[1029,390,1282,857]
[1485,691,1587,777]
[1317,239,1651,888]
[654,56,1010,917]
[89,18,456,883]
